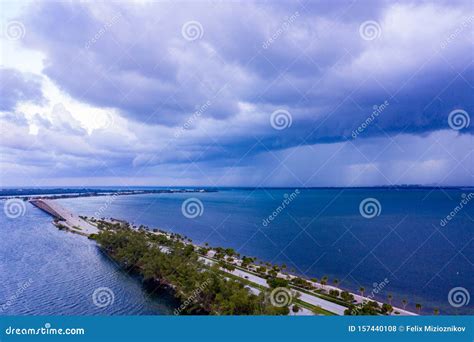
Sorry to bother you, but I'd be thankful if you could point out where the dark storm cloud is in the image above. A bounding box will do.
[19,1,472,142]
[1,0,472,186]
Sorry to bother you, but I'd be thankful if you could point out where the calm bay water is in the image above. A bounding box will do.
[0,202,177,315]
[1,188,473,315]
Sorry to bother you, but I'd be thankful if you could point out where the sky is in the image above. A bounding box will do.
[0,0,472,187]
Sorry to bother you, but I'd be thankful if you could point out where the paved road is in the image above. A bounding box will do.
[201,256,346,315]
[30,199,98,235]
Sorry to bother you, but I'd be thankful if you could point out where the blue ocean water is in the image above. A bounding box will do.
[0,202,177,315]
[1,188,473,315]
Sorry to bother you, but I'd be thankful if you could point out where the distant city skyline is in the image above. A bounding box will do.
[1,0,472,187]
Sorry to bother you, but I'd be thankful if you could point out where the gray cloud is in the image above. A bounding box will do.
[0,68,44,111]
[0,0,472,186]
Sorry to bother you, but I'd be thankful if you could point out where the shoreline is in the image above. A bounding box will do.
[29,198,418,316]
[2,188,216,201]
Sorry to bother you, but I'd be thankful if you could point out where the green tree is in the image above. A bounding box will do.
[267,277,289,289]
[341,291,354,303]
[94,221,290,316]
[381,303,393,315]
[320,276,328,290]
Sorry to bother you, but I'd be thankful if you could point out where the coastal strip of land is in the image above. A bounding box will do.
[28,198,417,317]
[30,199,99,236]
[3,188,215,201]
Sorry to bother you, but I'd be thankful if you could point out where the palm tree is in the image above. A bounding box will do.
[415,303,422,314]
[433,308,439,315]
[359,287,365,297]
[402,299,408,309]
[333,279,339,287]
[321,276,328,290]
[387,294,393,305]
